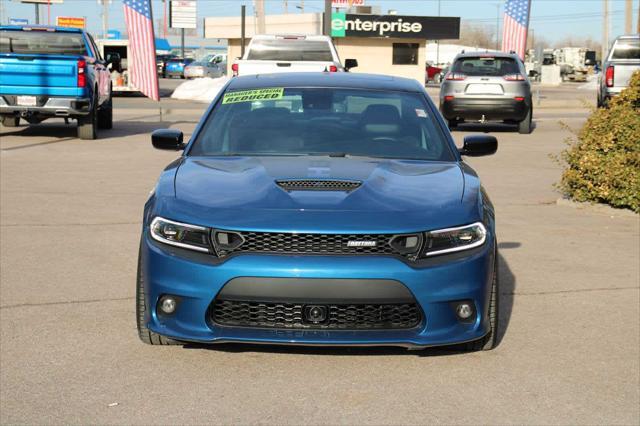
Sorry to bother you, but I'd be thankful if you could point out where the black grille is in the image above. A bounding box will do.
[276,179,361,192]
[214,232,420,258]
[211,300,421,330]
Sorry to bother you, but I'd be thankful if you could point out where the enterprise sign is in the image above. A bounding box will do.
[331,13,460,39]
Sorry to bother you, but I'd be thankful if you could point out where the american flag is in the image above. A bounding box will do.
[502,0,531,60]
[123,0,159,101]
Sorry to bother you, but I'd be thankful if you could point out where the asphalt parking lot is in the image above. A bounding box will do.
[1,80,638,424]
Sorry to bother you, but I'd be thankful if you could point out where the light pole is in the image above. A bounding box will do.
[436,0,441,66]
[495,3,501,51]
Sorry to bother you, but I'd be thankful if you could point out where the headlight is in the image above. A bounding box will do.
[150,217,211,253]
[424,222,487,256]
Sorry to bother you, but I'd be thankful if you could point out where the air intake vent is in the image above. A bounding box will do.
[276,179,361,192]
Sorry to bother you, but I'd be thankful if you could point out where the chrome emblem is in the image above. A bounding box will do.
[347,240,377,247]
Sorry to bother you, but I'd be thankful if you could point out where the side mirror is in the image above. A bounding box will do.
[344,58,358,71]
[152,129,185,150]
[459,135,497,157]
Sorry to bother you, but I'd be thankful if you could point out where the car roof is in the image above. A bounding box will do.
[0,25,83,33]
[251,34,332,41]
[615,34,640,40]
[454,51,518,59]
[227,72,423,92]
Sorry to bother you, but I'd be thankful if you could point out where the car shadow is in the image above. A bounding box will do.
[451,121,537,134]
[182,246,518,357]
[0,120,193,151]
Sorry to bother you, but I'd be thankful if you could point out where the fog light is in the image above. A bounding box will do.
[456,303,473,320]
[159,296,177,314]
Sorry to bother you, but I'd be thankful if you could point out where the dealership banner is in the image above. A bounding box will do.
[331,14,460,39]
[56,16,85,29]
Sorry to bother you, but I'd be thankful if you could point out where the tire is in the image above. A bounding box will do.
[464,249,500,351]
[136,241,179,345]
[434,73,442,84]
[518,106,532,134]
[97,93,113,130]
[448,119,458,130]
[77,95,98,140]
[1,116,20,127]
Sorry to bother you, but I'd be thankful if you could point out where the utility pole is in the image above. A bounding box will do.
[436,0,440,65]
[102,0,109,39]
[241,5,246,57]
[323,0,331,36]
[495,3,501,51]
[624,0,632,34]
[34,4,40,25]
[255,0,265,34]
[283,0,288,14]
[602,0,609,62]
[181,28,185,58]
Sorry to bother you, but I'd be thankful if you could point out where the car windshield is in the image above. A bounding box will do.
[452,56,519,76]
[0,30,87,55]
[247,39,334,61]
[611,39,640,60]
[189,87,455,161]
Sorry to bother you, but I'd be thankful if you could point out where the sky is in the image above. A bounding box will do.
[2,0,638,45]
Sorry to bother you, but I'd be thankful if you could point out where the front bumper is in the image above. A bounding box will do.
[440,97,529,121]
[0,95,91,117]
[166,70,184,78]
[141,231,496,348]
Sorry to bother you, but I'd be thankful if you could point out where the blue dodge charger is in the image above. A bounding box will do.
[139,72,499,351]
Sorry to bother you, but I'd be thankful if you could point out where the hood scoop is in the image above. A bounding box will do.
[276,179,362,192]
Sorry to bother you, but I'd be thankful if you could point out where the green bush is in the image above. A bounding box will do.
[558,71,640,213]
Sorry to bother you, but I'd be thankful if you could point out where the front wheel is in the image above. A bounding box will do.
[518,106,533,134]
[464,250,500,351]
[136,242,179,345]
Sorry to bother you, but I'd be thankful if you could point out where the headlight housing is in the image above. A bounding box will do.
[423,222,487,257]
[150,217,212,253]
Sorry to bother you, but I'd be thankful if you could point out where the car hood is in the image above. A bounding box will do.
[162,156,480,233]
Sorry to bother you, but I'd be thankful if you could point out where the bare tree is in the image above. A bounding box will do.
[443,22,496,49]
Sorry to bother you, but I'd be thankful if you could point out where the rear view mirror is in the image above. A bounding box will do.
[152,129,185,150]
[344,58,358,71]
[459,135,497,157]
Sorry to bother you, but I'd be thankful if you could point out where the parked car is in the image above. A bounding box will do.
[156,54,178,78]
[165,58,194,79]
[440,52,533,134]
[0,25,112,139]
[598,34,640,108]
[138,72,500,351]
[425,62,443,83]
[231,34,357,77]
[184,59,226,79]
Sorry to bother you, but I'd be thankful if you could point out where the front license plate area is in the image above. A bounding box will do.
[16,95,37,106]
[465,84,504,95]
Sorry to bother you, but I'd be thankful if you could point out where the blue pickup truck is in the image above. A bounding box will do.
[0,25,112,139]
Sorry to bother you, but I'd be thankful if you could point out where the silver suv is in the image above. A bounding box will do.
[440,52,532,134]
[598,35,640,108]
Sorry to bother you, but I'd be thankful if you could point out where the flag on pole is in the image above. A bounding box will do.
[501,0,532,60]
[123,0,159,101]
